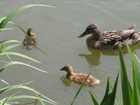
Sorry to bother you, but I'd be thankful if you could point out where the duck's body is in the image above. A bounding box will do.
[60,64,100,86]
[78,24,140,49]
[22,28,37,50]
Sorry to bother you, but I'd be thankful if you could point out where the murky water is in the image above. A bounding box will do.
[0,0,140,105]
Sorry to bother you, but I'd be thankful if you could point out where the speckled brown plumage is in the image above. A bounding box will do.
[78,24,140,49]
[22,28,37,50]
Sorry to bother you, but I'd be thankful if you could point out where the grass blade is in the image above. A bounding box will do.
[131,60,140,104]
[126,44,140,104]
[0,52,40,63]
[35,46,48,56]
[14,23,31,39]
[0,61,47,73]
[100,78,110,105]
[0,84,56,104]
[0,4,55,29]
[70,71,92,105]
[0,40,21,45]
[118,45,132,105]
[0,81,33,94]
[0,40,21,61]
[88,90,99,105]
[0,17,6,23]
[14,23,48,56]
[134,53,140,64]
[2,95,56,105]
[133,53,140,94]
[2,43,21,51]
[109,73,119,105]
[0,28,13,31]
[109,82,121,105]
[35,93,45,105]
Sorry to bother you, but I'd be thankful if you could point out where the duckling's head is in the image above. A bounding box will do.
[78,23,100,38]
[60,64,73,73]
[27,28,32,36]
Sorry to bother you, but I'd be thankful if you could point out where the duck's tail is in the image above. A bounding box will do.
[127,25,136,30]
[96,79,100,84]
[94,79,100,85]
[127,32,140,45]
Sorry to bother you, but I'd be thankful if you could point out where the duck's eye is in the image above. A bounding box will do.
[88,28,94,31]
[86,28,95,33]
[87,26,97,30]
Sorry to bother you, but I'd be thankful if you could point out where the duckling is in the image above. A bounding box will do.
[22,28,37,50]
[60,64,100,86]
[78,24,140,49]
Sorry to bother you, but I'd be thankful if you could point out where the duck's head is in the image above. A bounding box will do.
[60,64,73,73]
[27,28,32,36]
[78,24,100,38]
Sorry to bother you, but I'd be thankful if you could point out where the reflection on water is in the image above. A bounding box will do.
[60,76,97,88]
[79,48,101,66]
[60,76,71,87]
[99,43,140,56]
[79,43,140,66]
[1,0,140,104]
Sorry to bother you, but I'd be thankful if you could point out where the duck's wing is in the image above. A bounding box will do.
[22,36,28,46]
[100,31,121,44]
[73,73,91,85]
[119,25,135,40]
[100,25,135,44]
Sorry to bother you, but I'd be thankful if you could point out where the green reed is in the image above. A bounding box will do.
[0,4,56,105]
[72,44,140,105]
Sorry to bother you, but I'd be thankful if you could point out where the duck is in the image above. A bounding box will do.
[22,28,37,50]
[60,64,100,86]
[78,24,140,49]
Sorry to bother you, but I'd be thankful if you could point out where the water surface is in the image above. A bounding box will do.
[0,0,140,105]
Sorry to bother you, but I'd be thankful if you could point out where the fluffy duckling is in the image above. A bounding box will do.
[60,64,100,86]
[22,28,37,50]
[78,24,140,49]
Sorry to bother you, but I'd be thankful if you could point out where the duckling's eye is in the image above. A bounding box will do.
[64,67,68,69]
[62,67,69,71]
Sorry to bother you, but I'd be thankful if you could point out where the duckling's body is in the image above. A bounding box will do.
[60,64,100,86]
[22,28,37,50]
[78,24,140,49]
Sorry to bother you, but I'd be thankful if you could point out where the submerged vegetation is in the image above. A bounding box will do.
[0,3,140,105]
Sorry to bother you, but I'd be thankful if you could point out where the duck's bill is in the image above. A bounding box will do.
[78,32,87,38]
[60,67,64,71]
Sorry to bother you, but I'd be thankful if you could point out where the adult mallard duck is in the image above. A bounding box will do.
[22,28,37,50]
[60,64,100,86]
[78,24,140,49]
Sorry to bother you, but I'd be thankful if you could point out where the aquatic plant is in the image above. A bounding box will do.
[0,81,56,105]
[0,4,56,105]
[72,44,140,105]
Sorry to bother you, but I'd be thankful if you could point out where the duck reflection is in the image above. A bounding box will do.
[100,43,140,55]
[79,43,140,66]
[79,48,101,66]
[60,76,72,87]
